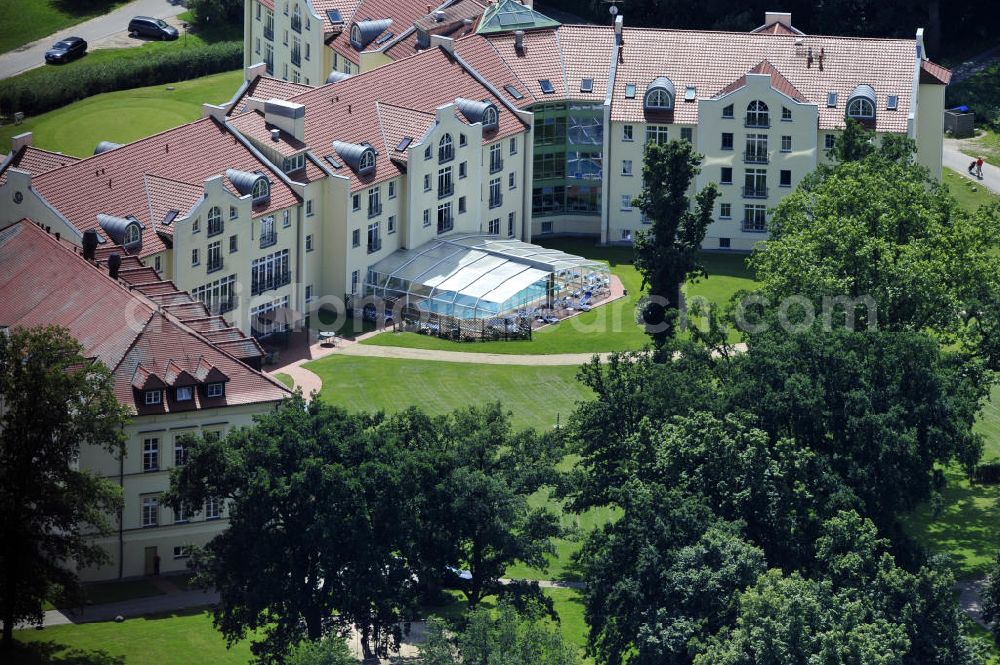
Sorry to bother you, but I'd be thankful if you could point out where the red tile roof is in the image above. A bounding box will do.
[0,146,79,185]
[312,0,362,34]
[229,76,314,116]
[0,220,288,413]
[384,0,484,60]
[229,111,309,156]
[30,118,300,258]
[751,21,800,36]
[920,59,951,85]
[375,102,436,162]
[716,60,807,102]
[323,0,432,62]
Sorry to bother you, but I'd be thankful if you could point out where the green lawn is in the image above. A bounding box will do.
[305,355,592,432]
[0,0,127,54]
[0,69,242,156]
[273,372,295,390]
[362,240,756,355]
[14,608,253,665]
[943,168,1000,213]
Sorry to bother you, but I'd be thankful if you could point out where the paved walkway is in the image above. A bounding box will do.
[956,577,990,629]
[334,343,615,366]
[0,0,188,80]
[42,588,219,626]
[943,138,1000,195]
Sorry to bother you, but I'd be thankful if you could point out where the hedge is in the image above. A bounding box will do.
[0,40,242,119]
[973,461,1000,484]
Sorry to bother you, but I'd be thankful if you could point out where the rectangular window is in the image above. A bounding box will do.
[154,256,161,273]
[192,217,200,233]
[423,209,431,227]
[645,125,669,146]
[825,134,836,150]
[459,134,467,147]
[438,167,453,198]
[721,167,733,185]
[282,210,290,228]
[488,218,500,235]
[459,162,467,179]
[230,206,238,220]
[781,135,792,152]
[367,187,381,217]
[207,382,224,398]
[744,168,767,198]
[145,390,161,405]
[541,221,553,233]
[507,212,515,237]
[142,496,159,527]
[173,545,190,559]
[207,241,223,273]
[722,104,734,119]
[743,204,767,232]
[367,221,381,254]
[780,169,792,187]
[226,231,237,252]
[622,124,633,142]
[719,237,731,249]
[305,43,310,60]
[886,95,899,110]
[621,229,633,241]
[174,441,186,467]
[352,229,360,248]
[459,197,467,214]
[191,248,199,267]
[305,285,313,302]
[174,503,188,524]
[352,194,361,211]
[621,160,633,176]
[388,215,396,233]
[745,134,768,163]
[351,270,360,294]
[720,202,732,218]
[721,132,733,150]
[782,106,792,121]
[305,234,313,251]
[437,202,453,234]
[533,152,566,180]
[388,181,396,199]
[827,92,838,108]
[205,497,221,520]
[192,274,236,314]
[620,194,633,211]
[306,200,313,216]
[424,174,432,192]
[508,171,516,189]
[510,137,517,155]
[260,216,276,248]
[489,143,503,173]
[681,127,692,142]
[143,438,159,472]
[489,178,502,209]
[625,83,636,99]
[176,386,193,401]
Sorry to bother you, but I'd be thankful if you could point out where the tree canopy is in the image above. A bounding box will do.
[0,326,129,652]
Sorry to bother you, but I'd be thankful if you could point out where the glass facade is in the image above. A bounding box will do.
[531,102,604,220]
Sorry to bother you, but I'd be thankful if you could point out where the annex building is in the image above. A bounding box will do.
[0,4,950,341]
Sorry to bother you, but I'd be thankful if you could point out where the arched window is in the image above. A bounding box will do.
[746,100,769,127]
[124,223,141,246]
[483,106,498,129]
[252,178,270,202]
[439,134,454,162]
[350,24,361,45]
[644,88,672,110]
[359,149,376,172]
[846,97,875,119]
[207,206,223,236]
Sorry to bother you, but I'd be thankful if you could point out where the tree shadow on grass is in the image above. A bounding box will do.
[50,0,127,17]
[9,640,124,665]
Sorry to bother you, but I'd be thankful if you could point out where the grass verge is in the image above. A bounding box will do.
[943,168,1000,213]
[273,372,295,390]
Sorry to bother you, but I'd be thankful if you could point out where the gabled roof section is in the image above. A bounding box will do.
[920,59,951,85]
[751,21,802,36]
[476,0,559,34]
[228,76,314,116]
[0,146,80,185]
[375,102,435,162]
[716,59,807,102]
[229,111,309,157]
[144,174,204,232]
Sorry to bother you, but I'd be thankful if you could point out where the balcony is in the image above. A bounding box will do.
[742,186,768,199]
[207,222,224,238]
[741,221,768,233]
[489,193,503,209]
[260,230,278,248]
[438,183,454,199]
[744,117,770,128]
[207,258,224,274]
[367,238,382,254]
[368,203,382,219]
[743,151,769,165]
[263,25,274,40]
[489,157,504,174]
[291,49,301,66]
[251,269,292,295]
[290,15,301,32]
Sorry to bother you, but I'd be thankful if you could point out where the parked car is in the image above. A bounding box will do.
[44,36,87,64]
[128,16,179,40]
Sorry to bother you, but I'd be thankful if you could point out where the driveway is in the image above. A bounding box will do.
[0,0,188,80]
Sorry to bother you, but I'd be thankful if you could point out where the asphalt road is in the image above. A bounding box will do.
[943,138,1000,195]
[0,0,188,80]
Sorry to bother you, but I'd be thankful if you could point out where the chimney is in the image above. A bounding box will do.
[245,62,267,81]
[10,132,32,153]
[463,17,473,32]
[433,10,445,21]
[426,3,431,12]
[764,11,791,27]
[431,34,455,53]
[514,30,525,52]
[82,229,98,260]
[202,103,229,121]
[271,128,281,141]
[818,47,824,70]
[807,46,813,68]
[55,232,60,241]
[108,253,121,280]
[264,99,306,140]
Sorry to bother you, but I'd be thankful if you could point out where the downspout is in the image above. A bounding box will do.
[603,16,624,245]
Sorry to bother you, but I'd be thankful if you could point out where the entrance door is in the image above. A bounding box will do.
[144,546,157,576]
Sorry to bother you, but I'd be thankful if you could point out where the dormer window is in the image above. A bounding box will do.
[145,390,161,405]
[359,149,375,173]
[333,141,376,175]
[124,223,141,245]
[176,386,193,401]
[483,106,498,130]
[282,153,305,173]
[252,178,269,202]
[643,77,675,111]
[351,24,361,44]
[207,383,225,398]
[846,84,877,120]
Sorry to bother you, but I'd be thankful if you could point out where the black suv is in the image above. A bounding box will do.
[44,36,87,64]
[128,16,179,40]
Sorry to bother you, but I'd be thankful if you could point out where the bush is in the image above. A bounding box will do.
[0,40,242,118]
[947,62,1000,131]
[973,461,1000,484]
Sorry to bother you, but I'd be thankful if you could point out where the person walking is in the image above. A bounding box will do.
[976,156,984,179]
[969,160,978,175]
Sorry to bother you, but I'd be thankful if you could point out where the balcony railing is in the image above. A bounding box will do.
[438,149,454,164]
[438,183,454,199]
[290,15,301,32]
[744,117,770,128]
[291,49,301,66]
[437,218,454,234]
[742,186,768,199]
[207,258,224,274]
[263,26,274,40]
[367,238,382,254]
[260,230,278,248]
[251,269,292,295]
[489,193,503,209]
[741,221,768,233]
[743,151,769,164]
[489,157,504,174]
[218,297,238,314]
[207,222,224,237]
[368,203,382,219]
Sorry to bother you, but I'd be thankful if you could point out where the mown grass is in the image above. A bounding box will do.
[0,0,127,54]
[943,168,1000,213]
[272,372,295,390]
[0,69,242,156]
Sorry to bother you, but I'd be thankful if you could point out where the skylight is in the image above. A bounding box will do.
[504,84,524,100]
[580,78,594,93]
[684,86,696,101]
[396,137,413,152]
[327,9,343,24]
[624,83,636,99]
[325,154,342,169]
[886,95,898,110]
[827,92,838,107]
[162,210,179,226]
[539,79,554,94]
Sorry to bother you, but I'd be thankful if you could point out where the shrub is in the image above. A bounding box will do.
[0,40,242,118]
[973,461,1000,484]
[947,62,1000,131]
